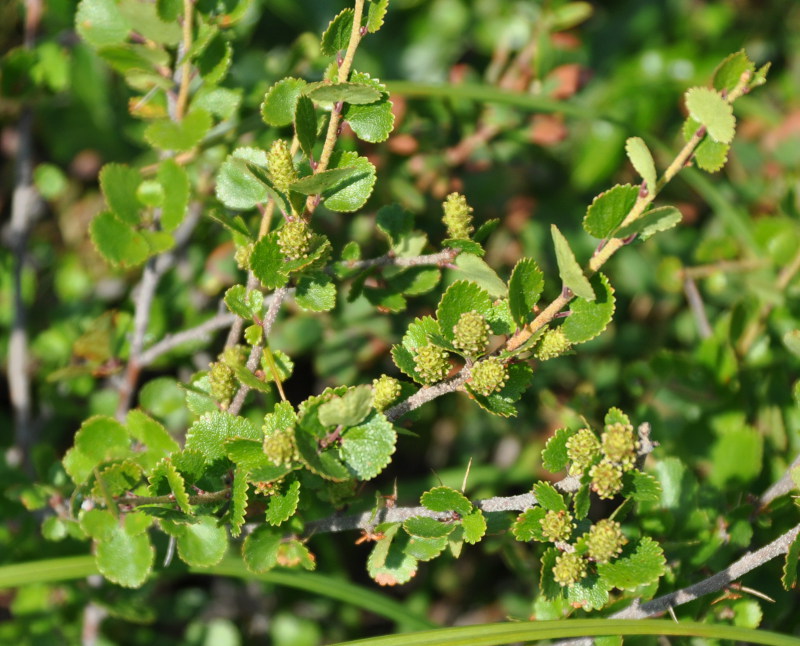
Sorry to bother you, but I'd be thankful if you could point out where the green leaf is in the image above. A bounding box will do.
[277,539,316,570]
[158,159,189,232]
[320,8,354,56]
[294,429,351,482]
[443,238,484,256]
[551,224,594,301]
[508,258,545,327]
[583,184,640,239]
[404,516,456,539]
[144,109,212,152]
[615,206,682,241]
[195,32,231,84]
[76,0,130,48]
[709,426,763,487]
[191,86,242,120]
[436,280,493,342]
[467,363,533,418]
[294,95,317,158]
[340,411,397,480]
[541,428,575,473]
[404,535,448,562]
[421,486,472,516]
[250,233,289,290]
[117,0,180,45]
[474,218,500,244]
[174,516,228,567]
[561,273,615,344]
[216,148,270,211]
[92,461,143,498]
[323,151,376,213]
[319,385,373,428]
[453,253,508,299]
[295,272,336,312]
[366,0,389,32]
[307,82,381,106]
[533,482,567,512]
[262,77,308,127]
[623,471,662,503]
[65,416,130,484]
[713,50,755,93]
[625,137,657,195]
[156,0,180,21]
[574,481,591,519]
[685,87,736,144]
[266,480,301,526]
[225,439,293,483]
[784,331,800,358]
[343,72,395,143]
[695,139,730,173]
[488,299,515,335]
[290,167,366,196]
[597,536,666,591]
[511,507,547,542]
[99,163,141,225]
[185,411,261,462]
[149,458,191,513]
[367,524,418,586]
[93,512,154,588]
[90,211,150,268]
[243,525,282,573]
[224,284,262,319]
[566,574,610,611]
[540,547,561,599]
[782,532,800,590]
[751,62,771,88]
[376,203,413,247]
[229,469,248,538]
[461,509,486,544]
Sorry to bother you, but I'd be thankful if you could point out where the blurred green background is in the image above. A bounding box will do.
[2,0,800,643]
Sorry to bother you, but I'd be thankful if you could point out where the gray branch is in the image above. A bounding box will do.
[385,370,471,422]
[344,248,459,270]
[760,453,800,509]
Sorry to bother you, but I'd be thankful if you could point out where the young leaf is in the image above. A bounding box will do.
[99,163,141,225]
[266,480,301,526]
[467,362,533,418]
[614,206,682,241]
[421,486,472,516]
[511,507,547,542]
[694,139,730,173]
[243,525,282,574]
[196,33,231,84]
[340,411,397,480]
[596,536,666,590]
[561,273,615,344]
[404,516,456,539]
[229,468,249,537]
[294,429,351,482]
[294,95,317,158]
[566,574,610,611]
[307,82,381,105]
[90,211,150,268]
[685,87,735,144]
[533,481,567,512]
[144,109,212,152]
[158,158,189,232]
[295,272,336,312]
[289,167,366,195]
[93,512,154,588]
[404,535,448,562]
[551,224,594,301]
[224,284,262,319]
[149,458,191,514]
[343,72,395,143]
[174,516,228,567]
[262,77,307,127]
[92,461,143,499]
[318,385,373,428]
[184,411,261,463]
[322,151,376,212]
[541,428,576,473]
[713,50,755,93]
[583,184,640,239]
[225,439,293,483]
[461,509,487,544]
[74,415,129,467]
[782,532,800,590]
[250,233,289,290]
[320,8,354,56]
[453,253,508,299]
[76,0,130,48]
[508,258,545,327]
[367,0,389,32]
[623,471,662,503]
[625,137,657,195]
[215,147,269,210]
[436,280,493,342]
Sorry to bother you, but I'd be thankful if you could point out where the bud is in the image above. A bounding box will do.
[469,357,508,396]
[442,192,474,240]
[601,422,639,470]
[585,519,627,563]
[263,428,298,467]
[535,327,572,361]
[209,361,237,406]
[413,345,450,385]
[452,310,490,356]
[267,139,298,193]
[552,551,587,587]
[235,242,254,270]
[540,509,575,543]
[589,459,624,499]
[565,428,600,476]
[372,375,402,411]
[278,219,312,260]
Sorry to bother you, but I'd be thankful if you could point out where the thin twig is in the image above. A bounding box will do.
[174,0,193,121]
[137,311,237,368]
[345,248,459,270]
[683,276,712,339]
[760,452,800,509]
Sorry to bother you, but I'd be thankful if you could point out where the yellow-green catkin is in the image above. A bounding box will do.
[442,192,474,240]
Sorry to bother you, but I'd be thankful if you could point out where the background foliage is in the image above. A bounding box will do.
[2,0,800,644]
